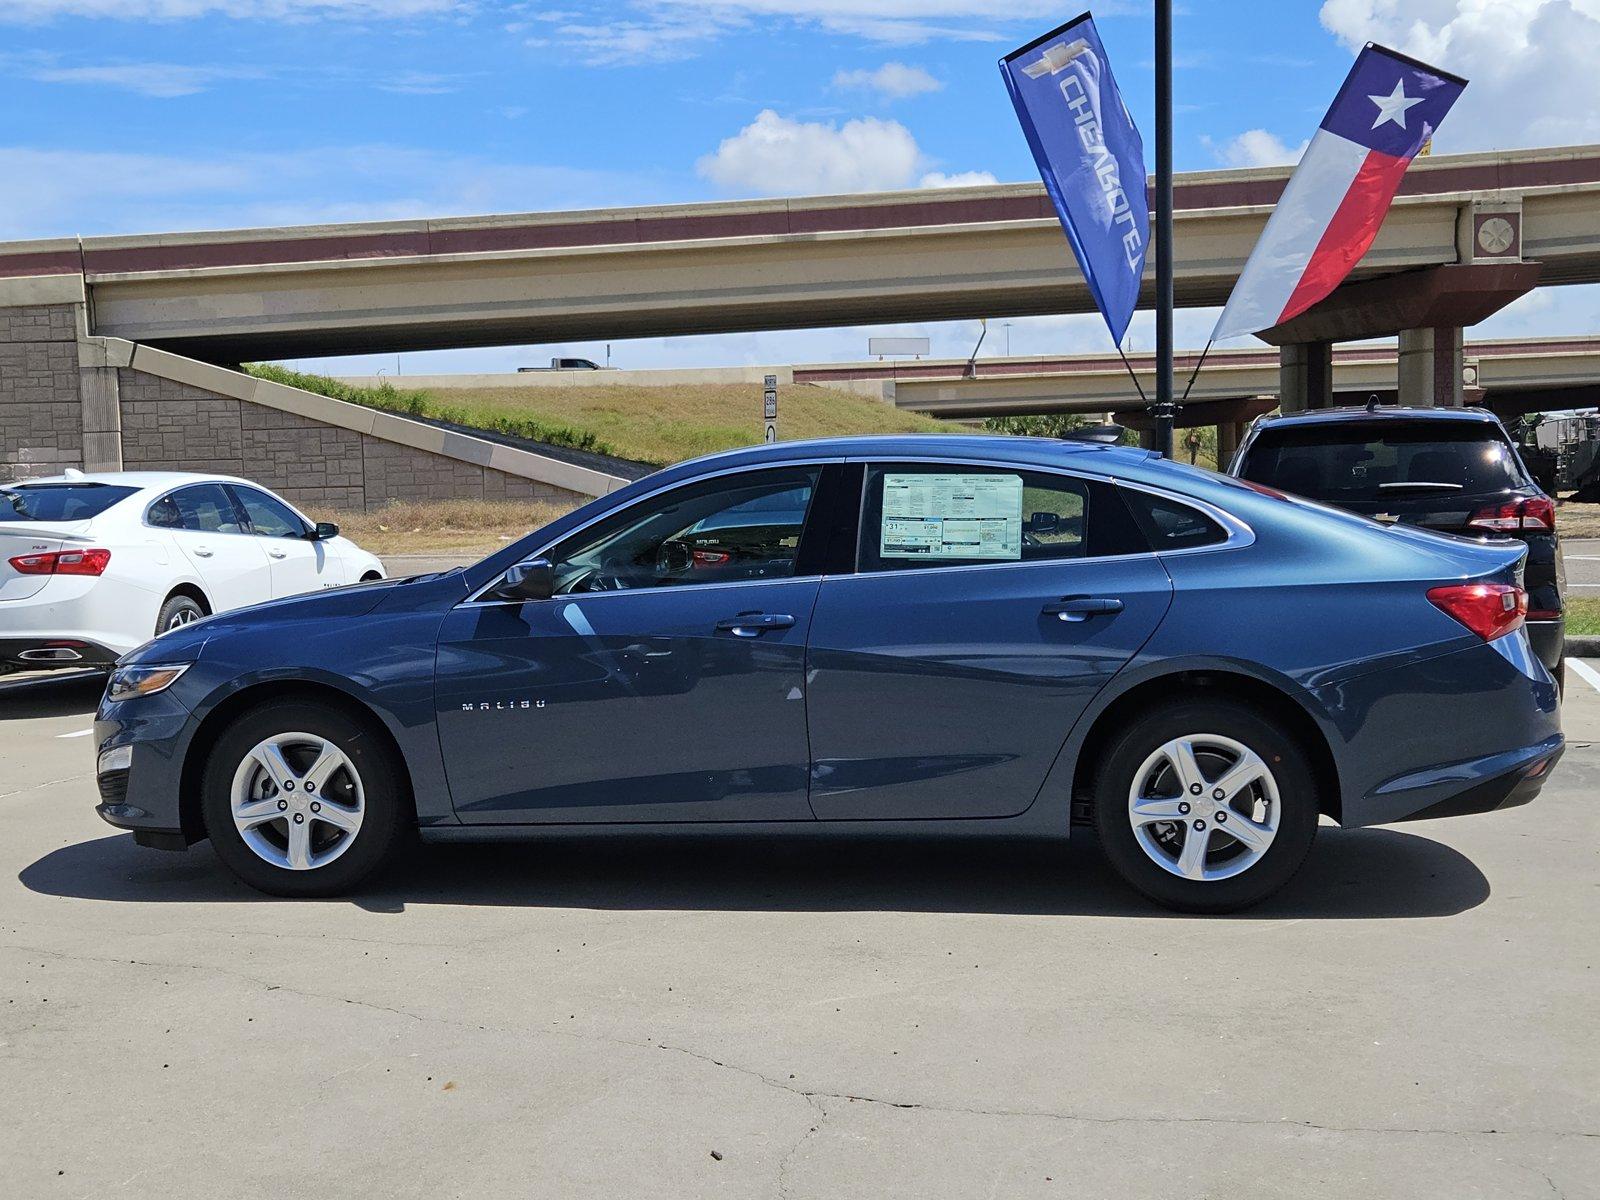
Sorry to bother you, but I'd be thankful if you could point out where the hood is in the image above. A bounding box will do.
[120,573,464,667]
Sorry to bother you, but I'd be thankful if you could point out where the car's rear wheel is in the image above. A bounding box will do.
[1092,699,1319,913]
[155,594,205,635]
[200,700,408,897]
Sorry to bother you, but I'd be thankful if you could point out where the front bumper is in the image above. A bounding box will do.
[93,688,199,848]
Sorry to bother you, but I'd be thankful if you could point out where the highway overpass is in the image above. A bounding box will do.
[0,145,1597,362]
[791,336,1600,421]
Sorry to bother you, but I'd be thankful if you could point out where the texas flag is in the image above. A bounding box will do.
[1212,44,1466,342]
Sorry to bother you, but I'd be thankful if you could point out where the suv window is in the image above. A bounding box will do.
[857,463,1144,572]
[160,484,247,534]
[231,486,307,539]
[547,467,821,594]
[1237,420,1528,503]
[0,483,136,522]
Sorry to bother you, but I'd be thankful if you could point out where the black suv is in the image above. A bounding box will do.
[1230,405,1566,688]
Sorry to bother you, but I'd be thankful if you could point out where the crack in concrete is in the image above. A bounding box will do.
[10,940,1599,1150]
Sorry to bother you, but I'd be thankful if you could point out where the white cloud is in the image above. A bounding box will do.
[832,61,942,99]
[1319,0,1600,148]
[1201,129,1308,168]
[28,62,265,96]
[919,170,999,188]
[697,109,922,195]
[2,0,456,19]
[0,145,672,241]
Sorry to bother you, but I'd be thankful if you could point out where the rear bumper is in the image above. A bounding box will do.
[1313,632,1563,827]
[1525,616,1565,674]
[0,636,119,669]
[1391,739,1564,822]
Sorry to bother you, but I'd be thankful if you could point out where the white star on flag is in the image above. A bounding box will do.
[1368,79,1424,129]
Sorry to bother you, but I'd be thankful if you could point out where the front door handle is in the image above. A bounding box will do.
[1042,596,1124,622]
[268,549,287,559]
[715,612,796,638]
[192,546,214,558]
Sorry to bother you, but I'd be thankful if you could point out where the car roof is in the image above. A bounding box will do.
[9,470,260,491]
[661,434,1159,476]
[1251,405,1504,429]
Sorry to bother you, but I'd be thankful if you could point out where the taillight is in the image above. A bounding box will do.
[691,549,732,568]
[7,548,111,576]
[1427,582,1526,641]
[1466,496,1555,533]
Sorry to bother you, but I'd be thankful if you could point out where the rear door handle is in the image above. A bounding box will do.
[268,549,287,559]
[1042,596,1124,622]
[715,612,796,637]
[192,546,214,558]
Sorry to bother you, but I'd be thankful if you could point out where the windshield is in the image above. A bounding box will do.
[1238,422,1528,503]
[0,483,138,522]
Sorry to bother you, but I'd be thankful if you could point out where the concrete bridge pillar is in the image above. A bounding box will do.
[1279,341,1334,412]
[1398,326,1465,407]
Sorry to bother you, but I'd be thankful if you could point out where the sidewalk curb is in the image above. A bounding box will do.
[1565,635,1600,658]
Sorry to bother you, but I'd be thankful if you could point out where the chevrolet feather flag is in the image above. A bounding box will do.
[1213,44,1466,342]
[1000,14,1148,344]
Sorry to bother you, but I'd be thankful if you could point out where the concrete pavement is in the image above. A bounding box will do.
[1,669,1596,1198]
[1564,537,1600,593]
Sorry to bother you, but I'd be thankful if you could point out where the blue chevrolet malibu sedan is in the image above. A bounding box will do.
[93,436,1563,912]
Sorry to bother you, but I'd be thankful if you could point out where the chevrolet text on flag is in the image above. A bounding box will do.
[1000,13,1148,344]
[1213,44,1466,342]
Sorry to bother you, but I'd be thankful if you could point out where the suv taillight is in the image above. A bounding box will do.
[1427,582,1526,641]
[8,548,112,576]
[1466,496,1555,533]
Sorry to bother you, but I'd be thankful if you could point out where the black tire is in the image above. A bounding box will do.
[154,594,205,636]
[200,700,410,897]
[1092,698,1319,914]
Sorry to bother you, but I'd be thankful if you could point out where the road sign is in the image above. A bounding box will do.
[763,374,778,443]
[869,336,931,359]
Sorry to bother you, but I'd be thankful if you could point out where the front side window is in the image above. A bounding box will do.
[232,487,308,539]
[858,463,1142,572]
[164,484,247,534]
[546,467,821,594]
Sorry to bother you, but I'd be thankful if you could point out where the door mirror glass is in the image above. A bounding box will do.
[312,521,340,541]
[492,557,555,603]
[1027,511,1060,534]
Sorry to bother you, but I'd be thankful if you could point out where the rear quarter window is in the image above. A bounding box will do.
[1119,488,1228,551]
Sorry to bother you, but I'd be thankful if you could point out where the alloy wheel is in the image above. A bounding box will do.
[230,732,365,871]
[1126,733,1281,883]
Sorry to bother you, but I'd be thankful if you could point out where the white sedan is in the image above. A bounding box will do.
[0,470,384,671]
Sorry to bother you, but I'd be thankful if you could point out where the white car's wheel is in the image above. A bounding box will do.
[155,594,205,635]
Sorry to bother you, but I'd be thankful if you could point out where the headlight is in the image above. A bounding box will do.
[105,663,190,702]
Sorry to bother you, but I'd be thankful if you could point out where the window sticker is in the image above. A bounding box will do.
[880,473,1023,560]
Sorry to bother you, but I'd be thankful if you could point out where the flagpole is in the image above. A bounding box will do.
[1152,0,1175,459]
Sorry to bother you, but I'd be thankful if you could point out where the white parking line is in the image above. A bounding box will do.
[55,729,93,739]
[1568,658,1600,695]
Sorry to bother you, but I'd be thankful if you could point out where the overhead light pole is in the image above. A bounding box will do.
[1152,0,1176,458]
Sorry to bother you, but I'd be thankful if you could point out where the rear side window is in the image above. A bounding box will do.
[1237,421,1528,502]
[160,484,248,534]
[1120,488,1228,551]
[857,464,1145,572]
[0,483,137,522]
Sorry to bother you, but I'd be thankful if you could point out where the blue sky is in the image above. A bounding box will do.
[5,0,1599,372]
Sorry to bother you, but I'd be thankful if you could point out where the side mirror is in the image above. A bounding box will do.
[492,557,555,603]
[1027,511,1060,534]
[311,521,340,541]
[656,539,693,575]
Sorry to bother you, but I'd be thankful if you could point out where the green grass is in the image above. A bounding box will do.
[247,366,950,467]
[1566,597,1600,637]
[245,364,617,458]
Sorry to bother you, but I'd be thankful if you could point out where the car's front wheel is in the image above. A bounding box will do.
[1093,699,1319,913]
[201,700,409,897]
